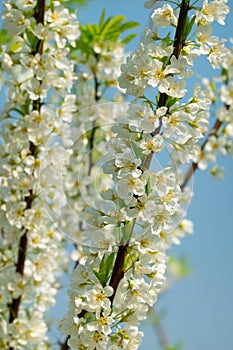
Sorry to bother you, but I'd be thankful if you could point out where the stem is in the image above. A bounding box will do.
[173,0,190,59]
[60,53,101,350]
[149,308,170,350]
[8,232,27,323]
[181,118,223,190]
[60,337,70,350]
[35,0,45,54]
[154,0,190,134]
[8,158,35,325]
[109,243,128,305]
[88,62,100,176]
[35,0,45,24]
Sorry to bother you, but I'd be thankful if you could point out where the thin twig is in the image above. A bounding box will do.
[153,0,190,134]
[181,118,223,190]
[149,308,170,350]
[88,58,100,176]
[60,54,101,350]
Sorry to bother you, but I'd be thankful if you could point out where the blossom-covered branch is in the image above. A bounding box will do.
[106,0,192,312]
[59,1,231,349]
[8,0,45,327]
[0,0,79,347]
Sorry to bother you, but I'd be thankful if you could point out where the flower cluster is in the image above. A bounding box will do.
[60,1,232,349]
[191,52,233,175]
[60,240,166,350]
[0,0,79,348]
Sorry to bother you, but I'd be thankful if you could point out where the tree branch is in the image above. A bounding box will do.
[60,336,70,350]
[109,243,128,305]
[107,0,191,308]
[181,118,223,190]
[35,0,45,54]
[158,0,190,108]
[8,232,28,323]
[88,67,100,176]
[60,49,102,350]
[149,308,171,350]
[8,0,45,327]
[154,0,190,134]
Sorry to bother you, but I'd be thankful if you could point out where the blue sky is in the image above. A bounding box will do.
[1,1,233,349]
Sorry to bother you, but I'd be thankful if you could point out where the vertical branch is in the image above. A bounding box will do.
[88,55,100,176]
[107,1,191,306]
[158,0,190,109]
[181,119,223,190]
[173,0,190,59]
[8,0,45,326]
[35,0,45,54]
[109,243,128,305]
[60,48,101,350]
[8,233,27,323]
[154,0,190,130]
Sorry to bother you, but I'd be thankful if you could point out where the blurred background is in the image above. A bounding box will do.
[1,1,233,349]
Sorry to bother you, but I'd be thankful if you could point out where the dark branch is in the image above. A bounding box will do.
[181,118,223,190]
[8,165,36,324]
[173,0,190,59]
[8,0,45,327]
[106,0,191,308]
[153,0,190,135]
[88,58,100,176]
[35,0,45,54]
[109,243,128,305]
[60,336,70,350]
[35,0,45,24]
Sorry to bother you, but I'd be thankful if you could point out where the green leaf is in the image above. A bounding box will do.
[60,0,92,10]
[123,246,138,272]
[165,343,183,350]
[104,253,115,281]
[184,15,196,39]
[25,30,40,51]
[101,15,126,36]
[99,9,106,27]
[86,23,98,37]
[168,255,192,279]
[94,252,115,287]
[119,21,139,32]
[162,31,171,44]
[122,33,138,44]
[108,15,126,29]
[72,12,139,58]
[0,29,11,46]
[122,221,135,243]
[104,30,121,42]
[221,67,229,84]
[166,96,180,108]
[130,140,143,159]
